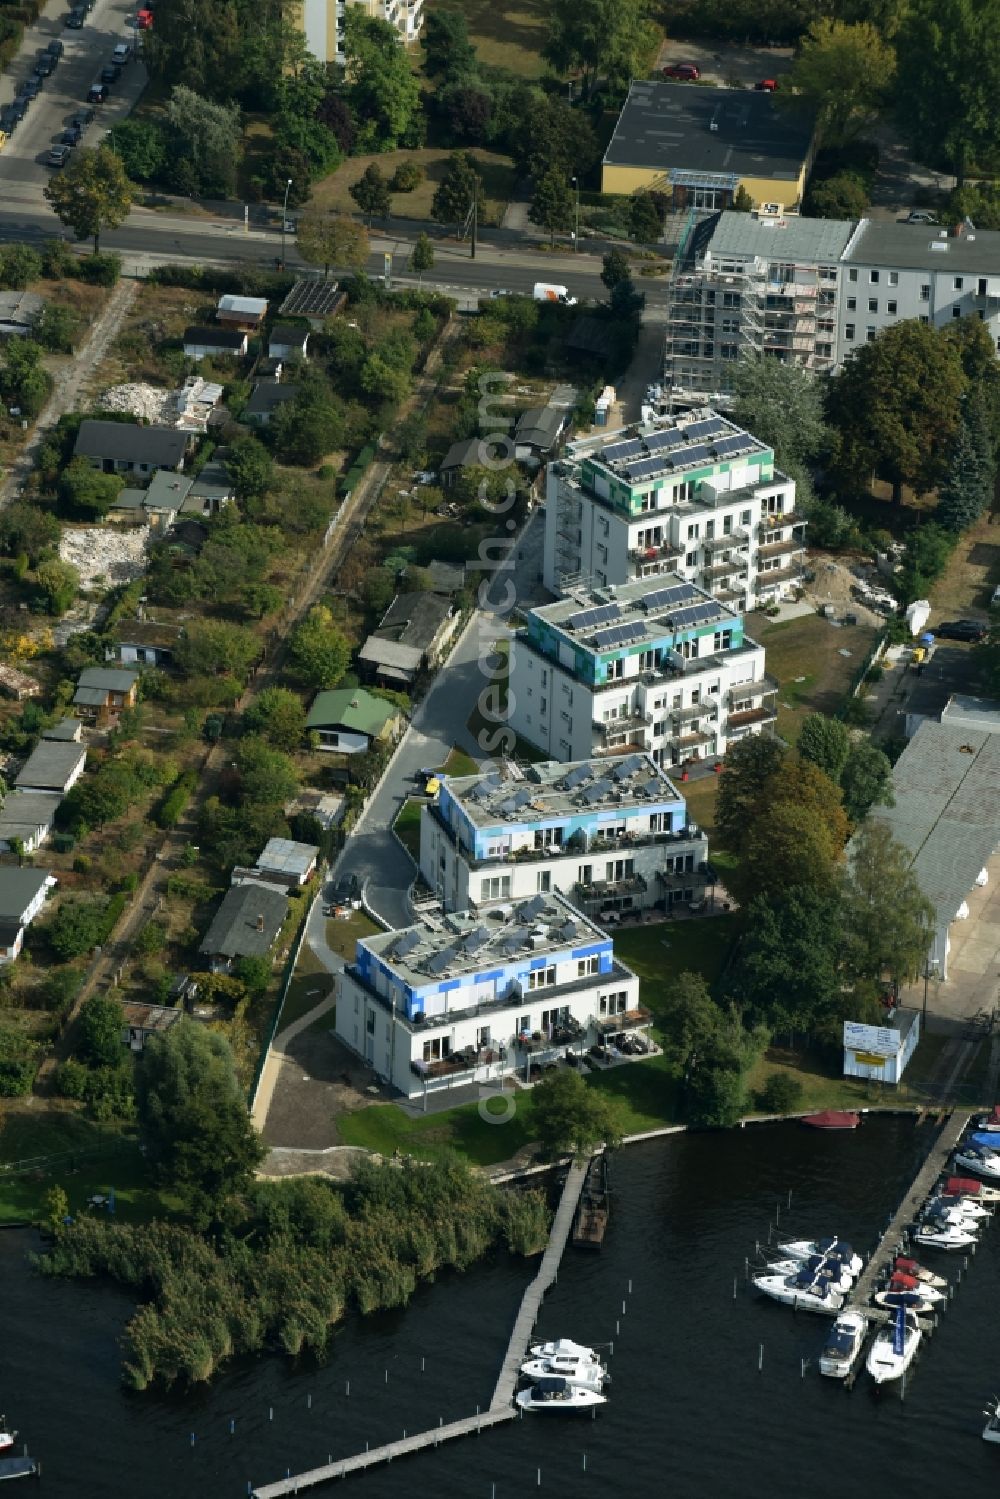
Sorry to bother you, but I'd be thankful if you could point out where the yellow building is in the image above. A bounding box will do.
[602,81,817,215]
[292,0,423,65]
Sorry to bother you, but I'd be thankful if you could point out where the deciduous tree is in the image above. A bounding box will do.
[783,19,895,145]
[57,457,123,519]
[344,9,422,152]
[895,0,1000,184]
[431,152,484,233]
[409,232,435,287]
[715,735,788,853]
[348,165,391,226]
[174,618,259,678]
[530,1069,623,1157]
[731,356,830,470]
[242,687,306,751]
[296,212,369,279]
[797,713,851,782]
[289,605,350,689]
[528,169,574,248]
[544,0,657,101]
[600,249,630,292]
[840,741,894,823]
[842,819,933,986]
[78,993,125,1069]
[44,145,133,252]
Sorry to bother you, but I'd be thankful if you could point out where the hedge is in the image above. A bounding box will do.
[155,772,197,829]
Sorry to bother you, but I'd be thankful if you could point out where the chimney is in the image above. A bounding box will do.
[256,914,265,932]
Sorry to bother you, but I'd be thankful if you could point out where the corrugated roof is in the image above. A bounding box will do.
[306,688,399,736]
[869,723,1000,926]
[0,867,52,922]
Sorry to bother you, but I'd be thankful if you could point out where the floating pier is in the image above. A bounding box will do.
[0,1455,40,1482]
[252,1156,591,1497]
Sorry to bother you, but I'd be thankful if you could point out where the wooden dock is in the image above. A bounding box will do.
[252,1156,590,1497]
[572,1152,609,1249]
[846,1109,973,1311]
[0,1455,39,1482]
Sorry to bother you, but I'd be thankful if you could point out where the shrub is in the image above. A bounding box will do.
[155,771,196,829]
[75,253,122,287]
[755,1073,804,1114]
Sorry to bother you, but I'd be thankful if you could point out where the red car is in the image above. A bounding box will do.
[663,62,700,80]
[135,7,153,26]
[755,78,778,91]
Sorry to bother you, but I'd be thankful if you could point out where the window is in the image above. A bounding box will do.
[528,966,557,990]
[979,278,989,296]
[577,956,599,978]
[607,658,624,680]
[518,1015,530,1035]
[541,669,547,686]
[366,1011,375,1035]
[540,697,547,714]
[869,270,879,284]
[888,271,898,287]
[848,269,858,282]
[741,509,752,525]
[480,874,511,901]
[477,1026,491,1049]
[868,298,878,313]
[536,871,552,893]
[598,516,609,535]
[685,551,697,567]
[954,277,964,290]
[920,284,930,302]
[847,297,856,311]
[687,523,700,539]
[598,991,628,1016]
[422,1036,450,1062]
[887,300,897,315]
[866,326,876,341]
[845,324,855,341]
[578,864,593,885]
[952,307,962,318]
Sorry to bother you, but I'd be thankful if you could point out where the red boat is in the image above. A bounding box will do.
[801,1110,861,1131]
[945,1176,983,1197]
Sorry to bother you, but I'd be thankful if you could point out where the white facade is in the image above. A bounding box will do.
[509,575,774,769]
[298,0,424,65]
[0,871,56,964]
[544,411,806,611]
[842,1012,920,1086]
[335,892,647,1099]
[419,753,711,917]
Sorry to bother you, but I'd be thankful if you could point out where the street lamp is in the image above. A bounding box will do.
[922,952,939,1028]
[571,175,580,254]
[280,177,293,269]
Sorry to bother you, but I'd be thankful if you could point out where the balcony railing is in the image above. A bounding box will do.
[671,701,718,724]
[593,712,651,735]
[758,537,806,560]
[595,1006,653,1036]
[757,563,805,587]
[728,705,778,729]
[630,541,683,563]
[727,676,778,703]
[701,560,749,581]
[702,530,749,552]
[657,861,711,888]
[676,728,716,750]
[759,511,801,531]
[412,1045,502,1080]
[574,874,648,901]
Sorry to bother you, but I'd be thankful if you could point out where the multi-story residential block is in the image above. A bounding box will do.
[838,219,1000,354]
[334,891,648,1098]
[664,211,854,397]
[419,753,711,920]
[295,0,423,65]
[543,409,806,609]
[508,575,776,768]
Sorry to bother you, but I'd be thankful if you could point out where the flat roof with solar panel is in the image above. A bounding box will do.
[532,574,737,657]
[436,752,686,830]
[584,407,769,487]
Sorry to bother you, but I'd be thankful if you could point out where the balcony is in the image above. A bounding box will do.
[701,560,748,582]
[727,676,778,703]
[757,563,805,588]
[760,511,801,531]
[630,541,683,564]
[758,536,806,561]
[593,711,651,736]
[702,530,749,552]
[595,1005,653,1036]
[728,705,778,730]
[411,1044,502,1081]
[671,701,718,724]
[657,860,713,889]
[574,874,648,903]
[675,728,716,750]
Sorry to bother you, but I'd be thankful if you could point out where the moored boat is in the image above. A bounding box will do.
[976,1106,1000,1133]
[0,1424,14,1456]
[520,1354,608,1390]
[866,1307,920,1385]
[893,1255,947,1289]
[765,1255,854,1291]
[912,1220,979,1251]
[777,1238,863,1277]
[528,1337,599,1364]
[922,1194,992,1223]
[983,1396,1000,1444]
[887,1271,945,1303]
[954,1144,1000,1181]
[515,1377,606,1413]
[801,1111,861,1131]
[873,1289,937,1316]
[753,1269,845,1314]
[819,1310,868,1378]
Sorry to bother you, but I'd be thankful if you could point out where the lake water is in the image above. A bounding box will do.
[3,1116,999,1498]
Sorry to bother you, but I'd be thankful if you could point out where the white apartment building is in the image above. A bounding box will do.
[665,211,854,397]
[335,891,647,1099]
[419,753,711,919]
[838,219,1000,354]
[508,574,776,769]
[544,409,806,612]
[296,0,423,65]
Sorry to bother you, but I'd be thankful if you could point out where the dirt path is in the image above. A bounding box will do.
[1,277,138,506]
[36,316,463,1087]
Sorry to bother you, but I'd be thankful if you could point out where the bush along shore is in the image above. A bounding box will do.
[34,1158,550,1390]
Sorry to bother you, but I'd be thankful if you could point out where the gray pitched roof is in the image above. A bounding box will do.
[0,866,51,922]
[269,323,309,347]
[74,420,189,469]
[375,591,452,652]
[15,741,85,791]
[846,219,1000,273]
[0,790,61,841]
[183,325,247,351]
[514,405,566,451]
[199,880,288,960]
[868,722,1000,927]
[77,667,138,694]
[245,380,300,416]
[441,437,484,471]
[706,209,856,263]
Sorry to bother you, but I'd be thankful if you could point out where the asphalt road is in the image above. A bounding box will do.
[1,0,145,186]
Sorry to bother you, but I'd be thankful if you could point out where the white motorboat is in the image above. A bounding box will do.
[874,1290,937,1316]
[923,1194,992,1222]
[0,1423,15,1455]
[954,1145,1000,1181]
[528,1337,600,1365]
[520,1355,608,1390]
[887,1271,946,1304]
[866,1308,921,1385]
[819,1311,868,1378]
[912,1220,979,1251]
[777,1238,863,1277]
[753,1269,845,1314]
[515,1377,606,1413]
[983,1396,1000,1444]
[892,1256,947,1290]
[765,1255,854,1292]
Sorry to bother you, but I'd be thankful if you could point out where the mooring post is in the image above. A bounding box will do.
[307,1393,312,1411]
[346,1381,350,1398]
[537,1468,542,1487]
[230,1419,236,1436]
[758,1343,764,1372]
[269,1408,273,1423]
[733,1278,737,1300]
[190,1434,195,1448]
[628,1279,632,1294]
[421,1356,425,1373]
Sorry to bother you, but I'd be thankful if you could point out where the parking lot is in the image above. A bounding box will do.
[656,36,793,88]
[0,0,146,191]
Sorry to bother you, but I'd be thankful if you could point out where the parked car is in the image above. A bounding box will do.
[65,6,85,25]
[47,144,71,168]
[47,38,65,58]
[100,63,119,85]
[0,106,19,135]
[905,209,936,225]
[135,6,154,26]
[35,51,56,77]
[61,124,81,145]
[8,97,27,123]
[663,62,699,79]
[112,41,131,64]
[20,76,41,100]
[327,873,362,913]
[755,77,779,91]
[934,618,988,642]
[87,82,108,103]
[72,108,95,129]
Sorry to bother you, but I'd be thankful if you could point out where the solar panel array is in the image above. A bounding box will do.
[711,434,755,460]
[560,764,593,790]
[683,416,727,441]
[611,754,648,780]
[582,778,614,804]
[279,279,344,318]
[567,601,619,632]
[640,584,699,613]
[667,601,723,631]
[592,620,647,650]
[393,931,422,959]
[644,426,685,454]
[602,437,644,464]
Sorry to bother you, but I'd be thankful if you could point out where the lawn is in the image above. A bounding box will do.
[427,0,549,75]
[393,798,423,860]
[750,610,880,744]
[337,1088,538,1166]
[747,1033,994,1114]
[0,1107,172,1225]
[927,512,1000,618]
[324,910,382,964]
[310,148,517,229]
[276,943,334,1033]
[614,915,741,1009]
[442,746,480,777]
